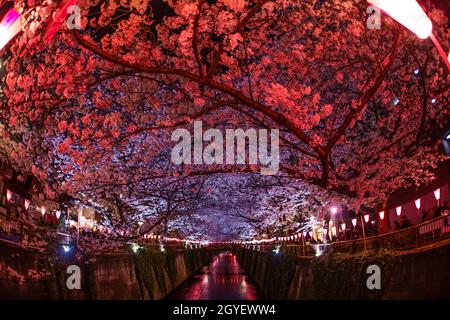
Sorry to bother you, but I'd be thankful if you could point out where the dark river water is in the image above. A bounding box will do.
[166,251,264,300]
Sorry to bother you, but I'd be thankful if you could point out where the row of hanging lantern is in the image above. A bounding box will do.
[136,185,440,245]
[241,232,316,245]
[6,188,51,218]
[378,187,441,220]
[141,233,208,246]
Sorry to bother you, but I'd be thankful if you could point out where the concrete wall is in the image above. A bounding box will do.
[0,240,211,300]
[238,240,450,299]
[237,249,314,300]
[0,240,47,299]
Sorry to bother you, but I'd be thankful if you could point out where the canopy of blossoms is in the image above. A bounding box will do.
[0,0,448,240]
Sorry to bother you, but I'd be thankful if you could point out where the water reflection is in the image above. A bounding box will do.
[167,251,262,300]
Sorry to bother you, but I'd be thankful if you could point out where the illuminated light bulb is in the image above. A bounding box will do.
[414,16,433,39]
[379,211,385,220]
[364,214,370,223]
[330,207,338,215]
[396,206,402,216]
[434,188,440,201]
[352,218,357,227]
[415,198,421,209]
[24,199,30,210]
[368,0,433,39]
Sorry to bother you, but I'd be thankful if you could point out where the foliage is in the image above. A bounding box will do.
[133,246,166,299]
[312,248,396,299]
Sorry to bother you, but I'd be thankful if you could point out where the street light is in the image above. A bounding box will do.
[369,0,432,38]
[368,0,450,72]
[0,8,21,51]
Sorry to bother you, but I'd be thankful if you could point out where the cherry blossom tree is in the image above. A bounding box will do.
[0,0,448,239]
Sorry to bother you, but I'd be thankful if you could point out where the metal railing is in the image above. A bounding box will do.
[331,212,450,254]
[246,211,450,257]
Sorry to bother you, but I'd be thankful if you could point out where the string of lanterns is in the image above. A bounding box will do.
[141,233,208,246]
[378,187,441,220]
[241,187,443,244]
[6,188,49,217]
[4,184,443,245]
